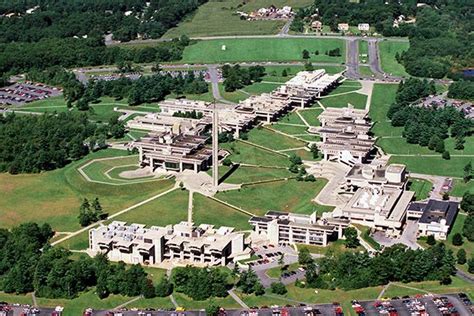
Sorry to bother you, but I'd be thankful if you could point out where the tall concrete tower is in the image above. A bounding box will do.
[212,102,219,188]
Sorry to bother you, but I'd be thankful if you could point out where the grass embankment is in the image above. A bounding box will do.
[221,141,290,167]
[378,40,410,77]
[163,0,315,38]
[407,178,433,201]
[0,149,175,232]
[181,38,346,64]
[320,92,368,109]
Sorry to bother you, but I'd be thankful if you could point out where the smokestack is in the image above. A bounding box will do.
[212,102,219,188]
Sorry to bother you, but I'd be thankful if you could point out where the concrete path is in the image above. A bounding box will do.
[228,289,249,309]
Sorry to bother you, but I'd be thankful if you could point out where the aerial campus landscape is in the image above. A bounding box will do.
[0,1,473,316]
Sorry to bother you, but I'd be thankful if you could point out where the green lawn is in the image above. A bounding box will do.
[163,0,315,38]
[279,111,306,125]
[0,149,175,232]
[297,239,364,256]
[18,95,68,112]
[173,292,241,309]
[181,38,346,64]
[243,82,282,95]
[60,230,90,250]
[111,188,188,226]
[320,92,368,109]
[222,165,292,184]
[220,141,290,167]
[359,65,375,77]
[247,127,307,151]
[285,148,321,161]
[388,156,474,178]
[450,179,474,197]
[378,40,410,77]
[358,40,368,63]
[193,193,251,231]
[298,108,323,126]
[407,178,432,200]
[369,83,403,137]
[269,124,309,136]
[80,155,146,184]
[219,84,249,103]
[215,178,333,216]
[327,80,362,96]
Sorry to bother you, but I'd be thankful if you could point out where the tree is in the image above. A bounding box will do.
[142,279,156,299]
[426,235,436,246]
[457,248,466,265]
[289,154,302,165]
[442,151,450,160]
[310,144,319,159]
[270,282,287,295]
[462,215,474,241]
[452,233,463,246]
[461,192,474,214]
[344,227,360,248]
[304,62,314,71]
[155,276,173,297]
[442,192,450,201]
[237,268,259,294]
[464,162,472,183]
[468,256,474,274]
[206,302,220,316]
[254,282,265,296]
[302,49,310,59]
[91,197,104,219]
[222,157,232,166]
[281,69,288,77]
[298,247,313,266]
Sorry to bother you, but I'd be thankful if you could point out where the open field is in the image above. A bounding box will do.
[163,0,314,38]
[359,65,375,77]
[223,165,291,184]
[181,38,346,64]
[215,178,333,216]
[450,179,474,197]
[269,124,308,136]
[358,40,368,63]
[327,80,362,95]
[320,92,367,109]
[298,108,323,126]
[0,149,175,232]
[369,83,402,136]
[383,276,474,298]
[221,141,290,167]
[389,156,473,178]
[193,193,252,230]
[247,127,307,151]
[407,178,432,200]
[378,40,410,77]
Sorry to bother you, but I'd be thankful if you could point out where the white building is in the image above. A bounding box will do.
[338,23,349,32]
[407,200,459,240]
[358,23,370,32]
[89,221,248,267]
[249,211,349,247]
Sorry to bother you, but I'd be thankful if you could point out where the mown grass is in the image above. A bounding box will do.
[378,40,410,77]
[181,38,346,64]
[215,178,333,216]
[163,0,315,38]
[0,149,175,232]
[221,141,290,167]
[222,165,291,184]
[298,108,323,126]
[450,179,474,197]
[193,193,251,231]
[320,92,367,109]
[407,178,432,201]
[389,156,474,178]
[247,127,307,151]
[269,124,309,136]
[369,83,402,137]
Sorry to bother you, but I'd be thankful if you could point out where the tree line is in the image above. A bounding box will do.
[222,64,266,92]
[448,81,474,101]
[0,0,207,43]
[387,78,472,159]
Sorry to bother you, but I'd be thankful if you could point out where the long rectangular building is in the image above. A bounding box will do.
[249,211,349,246]
[236,93,292,123]
[90,221,247,267]
[132,131,212,172]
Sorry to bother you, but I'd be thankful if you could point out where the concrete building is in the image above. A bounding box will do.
[131,131,212,172]
[407,200,459,240]
[127,113,206,135]
[338,23,349,32]
[358,23,370,32]
[282,70,340,107]
[311,21,323,31]
[333,163,415,233]
[249,211,349,247]
[311,107,375,166]
[89,221,247,267]
[236,93,291,123]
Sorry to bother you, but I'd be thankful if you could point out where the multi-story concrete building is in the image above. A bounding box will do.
[310,107,375,166]
[345,163,408,191]
[131,131,212,172]
[407,200,459,240]
[127,114,206,136]
[89,221,247,267]
[249,211,349,246]
[236,93,292,123]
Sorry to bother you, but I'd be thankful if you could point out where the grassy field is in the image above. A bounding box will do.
[378,40,410,77]
[320,92,368,109]
[163,0,314,38]
[297,239,364,256]
[383,276,474,298]
[181,38,346,64]
[298,108,323,126]
[407,178,433,200]
[221,141,290,167]
[223,165,292,184]
[450,179,474,197]
[369,83,402,137]
[247,127,307,151]
[0,149,175,231]
[389,156,474,178]
[359,65,375,77]
[193,193,251,230]
[279,111,306,125]
[327,80,362,95]
[269,124,309,136]
[215,178,333,216]
[358,40,368,63]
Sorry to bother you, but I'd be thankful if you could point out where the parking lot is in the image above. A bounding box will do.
[1,293,472,316]
[0,82,62,106]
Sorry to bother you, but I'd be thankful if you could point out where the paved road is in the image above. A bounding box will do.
[345,38,360,79]
[278,17,294,36]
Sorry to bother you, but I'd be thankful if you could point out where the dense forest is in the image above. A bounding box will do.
[0,0,207,42]
[448,81,474,101]
[386,78,472,158]
[222,64,266,92]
